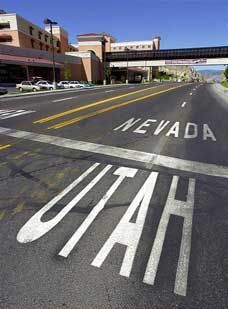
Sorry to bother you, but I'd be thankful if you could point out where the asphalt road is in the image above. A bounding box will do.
[0,82,228,309]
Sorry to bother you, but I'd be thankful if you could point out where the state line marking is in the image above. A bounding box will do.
[0,126,227,178]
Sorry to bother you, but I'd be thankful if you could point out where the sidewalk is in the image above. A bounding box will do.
[0,83,137,99]
[211,83,228,102]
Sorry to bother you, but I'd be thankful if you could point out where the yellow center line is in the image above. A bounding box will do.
[34,84,162,124]
[48,84,185,130]
[0,144,11,150]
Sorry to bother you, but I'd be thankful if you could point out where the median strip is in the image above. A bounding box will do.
[33,85,161,124]
[48,85,185,129]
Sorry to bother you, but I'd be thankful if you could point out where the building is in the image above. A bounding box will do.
[0,10,161,84]
[110,36,160,52]
[0,11,77,53]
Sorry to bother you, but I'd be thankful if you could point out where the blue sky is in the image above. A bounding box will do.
[1,0,228,70]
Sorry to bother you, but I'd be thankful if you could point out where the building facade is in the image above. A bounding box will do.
[0,10,161,84]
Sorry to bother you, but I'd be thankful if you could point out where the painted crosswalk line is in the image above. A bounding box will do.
[0,109,35,120]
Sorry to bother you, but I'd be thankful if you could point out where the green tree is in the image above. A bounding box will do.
[224,66,228,81]
[64,60,72,80]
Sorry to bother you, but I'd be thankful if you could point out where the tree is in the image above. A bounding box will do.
[63,60,72,80]
[224,66,228,81]
[104,67,112,82]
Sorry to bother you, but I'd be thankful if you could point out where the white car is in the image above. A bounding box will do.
[69,81,85,88]
[57,81,70,89]
[16,81,40,92]
[36,81,54,90]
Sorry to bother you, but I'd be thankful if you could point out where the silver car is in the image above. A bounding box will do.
[36,81,54,90]
[16,81,40,92]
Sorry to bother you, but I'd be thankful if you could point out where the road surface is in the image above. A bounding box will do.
[0,82,227,309]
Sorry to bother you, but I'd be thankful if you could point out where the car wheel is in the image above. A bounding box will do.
[33,88,37,92]
[50,87,53,91]
[19,87,23,92]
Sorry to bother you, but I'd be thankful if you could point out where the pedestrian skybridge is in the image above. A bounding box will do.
[105,45,228,67]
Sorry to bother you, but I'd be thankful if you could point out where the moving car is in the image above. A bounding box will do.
[16,81,40,92]
[57,81,70,89]
[0,87,8,95]
[36,81,55,90]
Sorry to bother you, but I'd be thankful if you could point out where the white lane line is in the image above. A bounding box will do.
[0,110,35,119]
[0,126,227,179]
[105,90,115,93]
[128,86,135,89]
[181,102,187,108]
[52,97,78,102]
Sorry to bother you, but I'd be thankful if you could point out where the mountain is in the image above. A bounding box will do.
[196,69,223,82]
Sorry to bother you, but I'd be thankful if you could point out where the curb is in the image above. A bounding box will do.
[0,83,138,99]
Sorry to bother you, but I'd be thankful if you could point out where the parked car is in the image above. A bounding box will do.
[0,87,8,95]
[57,81,70,89]
[69,81,85,88]
[16,81,40,92]
[83,82,94,88]
[36,81,55,90]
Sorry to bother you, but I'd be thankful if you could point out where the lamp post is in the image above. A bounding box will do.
[124,47,129,84]
[44,18,58,89]
[102,37,107,85]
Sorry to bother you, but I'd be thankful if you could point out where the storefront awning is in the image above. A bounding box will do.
[0,53,62,68]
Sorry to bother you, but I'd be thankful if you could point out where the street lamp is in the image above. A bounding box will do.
[124,47,129,84]
[44,18,58,89]
[102,37,107,85]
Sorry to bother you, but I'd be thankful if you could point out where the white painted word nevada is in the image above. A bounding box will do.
[114,117,216,141]
[17,163,195,297]
[0,109,35,119]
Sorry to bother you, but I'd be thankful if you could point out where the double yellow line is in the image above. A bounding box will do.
[34,84,185,130]
[34,85,160,125]
[0,144,11,150]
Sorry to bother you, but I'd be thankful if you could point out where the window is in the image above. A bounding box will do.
[142,45,145,48]
[119,46,122,50]
[31,39,34,48]
[113,47,116,50]
[56,40,61,48]
[0,35,12,42]
[38,31,42,40]
[148,45,151,48]
[46,45,49,51]
[136,45,139,49]
[0,22,10,30]
[29,26,34,35]
[44,35,48,43]
[39,42,43,50]
[130,46,133,49]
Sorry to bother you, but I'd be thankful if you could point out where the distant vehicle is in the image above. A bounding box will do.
[83,82,94,88]
[16,81,40,92]
[31,76,43,83]
[57,81,70,89]
[0,87,8,95]
[69,81,85,88]
[36,81,54,90]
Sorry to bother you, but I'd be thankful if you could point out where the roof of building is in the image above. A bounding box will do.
[78,33,100,37]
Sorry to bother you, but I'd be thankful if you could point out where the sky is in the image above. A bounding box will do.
[1,0,228,70]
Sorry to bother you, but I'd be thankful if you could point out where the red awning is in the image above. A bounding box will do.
[0,53,62,67]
